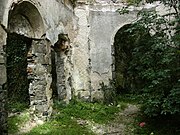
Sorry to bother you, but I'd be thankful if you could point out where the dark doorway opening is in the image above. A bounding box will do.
[114,24,134,93]
[6,33,32,110]
[113,24,150,94]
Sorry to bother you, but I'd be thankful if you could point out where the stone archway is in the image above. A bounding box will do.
[113,24,150,93]
[113,24,132,89]
[113,24,137,94]
[7,1,52,118]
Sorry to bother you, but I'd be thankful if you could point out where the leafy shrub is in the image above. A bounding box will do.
[118,0,180,117]
[100,80,118,105]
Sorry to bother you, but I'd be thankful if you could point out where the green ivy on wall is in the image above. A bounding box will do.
[6,33,32,103]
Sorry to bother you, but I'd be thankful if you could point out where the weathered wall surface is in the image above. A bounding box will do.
[72,5,91,100]
[89,5,137,94]
[73,0,161,100]
[0,0,77,133]
[0,1,8,134]
[0,26,7,135]
[0,0,164,133]
[73,2,137,100]
[2,0,77,42]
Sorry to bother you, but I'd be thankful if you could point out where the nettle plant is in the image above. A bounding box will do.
[119,0,180,117]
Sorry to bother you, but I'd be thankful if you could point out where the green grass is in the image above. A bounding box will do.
[8,111,30,134]
[8,94,180,135]
[25,100,124,135]
[117,94,143,105]
[7,101,29,113]
[24,120,95,135]
[54,99,123,124]
[117,94,180,135]
[8,101,30,134]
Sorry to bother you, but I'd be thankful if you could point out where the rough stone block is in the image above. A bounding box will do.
[35,53,47,64]
[0,65,6,85]
[34,64,47,75]
[0,55,5,64]
[77,90,90,101]
[0,90,6,101]
[33,40,47,54]
[91,90,104,102]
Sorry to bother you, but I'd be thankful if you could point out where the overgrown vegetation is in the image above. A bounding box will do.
[7,101,29,113]
[7,1,180,135]
[110,1,180,134]
[125,2,180,117]
[8,94,179,135]
[24,120,95,135]
[100,80,118,105]
[6,33,32,103]
[134,113,180,135]
[24,100,124,135]
[116,0,180,134]
[8,111,30,134]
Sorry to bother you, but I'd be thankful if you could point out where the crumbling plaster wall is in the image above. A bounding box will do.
[0,23,7,135]
[0,0,77,134]
[73,1,137,100]
[73,0,162,100]
[2,0,77,42]
[4,0,77,102]
[0,0,166,133]
[0,1,8,134]
[89,5,137,96]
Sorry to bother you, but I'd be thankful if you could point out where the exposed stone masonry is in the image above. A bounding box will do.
[28,39,53,119]
[52,34,72,103]
[0,26,7,135]
[0,0,164,134]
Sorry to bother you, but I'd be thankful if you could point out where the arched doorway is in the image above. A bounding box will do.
[113,24,134,92]
[6,1,52,117]
[113,24,150,94]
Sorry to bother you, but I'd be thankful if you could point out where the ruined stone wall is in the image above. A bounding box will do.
[73,0,162,100]
[73,1,137,100]
[0,0,164,134]
[89,4,137,99]
[0,1,8,133]
[0,2,165,134]
[0,0,77,133]
[0,25,7,135]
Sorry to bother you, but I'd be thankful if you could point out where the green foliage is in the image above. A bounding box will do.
[121,3,180,117]
[117,94,143,104]
[134,113,180,135]
[8,112,30,134]
[54,100,120,124]
[25,120,95,135]
[100,80,118,105]
[25,100,122,135]
[6,33,32,103]
[7,101,29,113]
